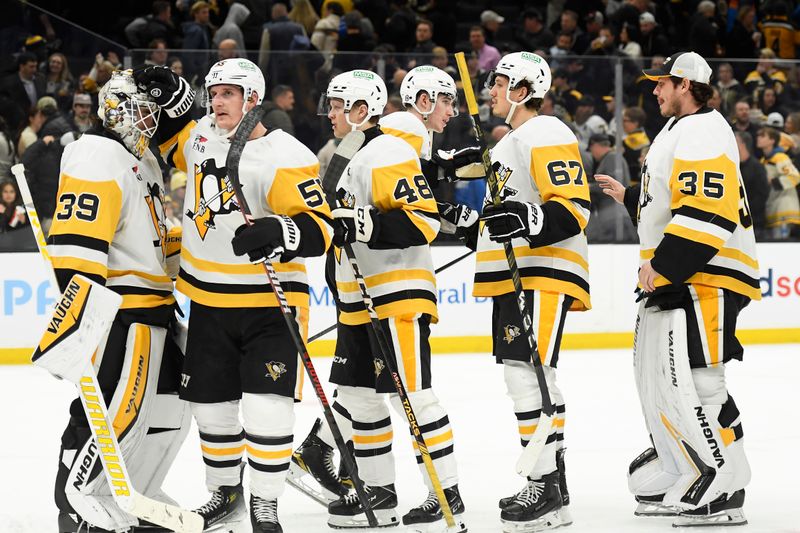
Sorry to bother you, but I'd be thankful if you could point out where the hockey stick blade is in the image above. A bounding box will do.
[514,413,555,477]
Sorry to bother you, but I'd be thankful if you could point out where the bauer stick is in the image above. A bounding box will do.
[306,248,474,343]
[454,52,555,478]
[12,164,203,533]
[225,111,378,527]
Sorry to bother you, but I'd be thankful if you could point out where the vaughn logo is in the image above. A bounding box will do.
[695,406,725,468]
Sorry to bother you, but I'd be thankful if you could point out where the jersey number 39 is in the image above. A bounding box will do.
[56,193,100,222]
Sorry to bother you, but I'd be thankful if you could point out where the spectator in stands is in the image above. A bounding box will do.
[637,12,669,57]
[17,107,46,157]
[726,4,760,73]
[0,179,26,232]
[213,2,251,54]
[126,1,178,49]
[68,93,93,133]
[587,132,634,242]
[21,131,77,235]
[0,117,16,182]
[757,86,786,120]
[311,1,343,72]
[289,0,320,37]
[785,112,800,151]
[622,106,649,183]
[549,32,575,71]
[709,86,722,112]
[732,99,759,140]
[766,112,798,156]
[632,55,668,138]
[480,10,505,47]
[688,0,722,59]
[515,8,555,52]
[333,10,376,72]
[584,26,620,99]
[167,56,183,76]
[37,96,72,138]
[716,62,746,118]
[758,0,797,59]
[758,126,800,238]
[182,1,212,83]
[744,48,788,99]
[261,3,305,87]
[735,130,769,240]
[551,69,582,119]
[261,84,295,135]
[383,0,417,53]
[469,26,500,72]
[557,10,582,43]
[0,52,45,131]
[43,53,75,111]
[573,10,603,54]
[610,0,647,40]
[618,22,642,61]
[384,94,403,115]
[217,38,241,60]
[408,20,437,69]
[146,38,169,67]
[573,96,609,150]
[431,46,455,77]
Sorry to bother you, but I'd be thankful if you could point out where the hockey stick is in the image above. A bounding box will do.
[225,112,378,527]
[11,164,204,533]
[454,53,555,478]
[306,248,474,343]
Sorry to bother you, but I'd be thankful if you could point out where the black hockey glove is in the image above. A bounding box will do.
[481,201,544,243]
[771,177,784,191]
[437,201,478,235]
[431,146,486,181]
[231,215,300,262]
[132,65,194,118]
[331,206,380,247]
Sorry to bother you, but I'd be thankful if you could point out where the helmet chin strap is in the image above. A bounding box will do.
[345,112,370,131]
[504,85,534,126]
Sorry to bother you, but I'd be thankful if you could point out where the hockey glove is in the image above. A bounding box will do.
[437,201,478,235]
[481,201,544,243]
[231,215,300,262]
[331,206,380,247]
[431,146,486,181]
[132,65,195,118]
[771,177,784,191]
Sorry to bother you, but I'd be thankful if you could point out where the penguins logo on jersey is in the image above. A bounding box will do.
[187,159,240,239]
[266,361,287,381]
[145,182,168,259]
[480,163,517,236]
[503,324,521,344]
[373,357,385,376]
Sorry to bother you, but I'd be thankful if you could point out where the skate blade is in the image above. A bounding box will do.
[559,506,573,527]
[328,509,400,529]
[203,503,248,533]
[501,508,567,532]
[634,502,680,517]
[403,515,468,532]
[287,463,342,507]
[672,508,747,528]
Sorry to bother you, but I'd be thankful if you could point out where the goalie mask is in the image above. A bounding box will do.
[485,51,551,125]
[98,70,161,159]
[318,69,387,130]
[202,58,265,136]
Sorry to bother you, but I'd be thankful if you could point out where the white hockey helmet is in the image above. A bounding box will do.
[203,58,265,124]
[98,69,161,159]
[400,65,459,117]
[487,52,551,124]
[321,69,387,129]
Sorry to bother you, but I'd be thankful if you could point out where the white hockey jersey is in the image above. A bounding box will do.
[474,115,592,311]
[334,131,440,325]
[638,108,761,300]
[48,133,176,314]
[379,111,432,160]
[161,115,332,309]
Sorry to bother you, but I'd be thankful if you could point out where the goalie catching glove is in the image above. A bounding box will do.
[132,65,195,118]
[231,215,300,262]
[481,201,544,243]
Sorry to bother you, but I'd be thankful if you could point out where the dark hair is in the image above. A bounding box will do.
[17,52,37,68]
[326,1,344,17]
[152,0,170,16]
[469,25,485,37]
[148,38,167,50]
[757,126,780,144]
[417,19,433,32]
[734,130,754,153]
[561,10,579,23]
[271,84,292,100]
[669,77,714,106]
[624,106,646,126]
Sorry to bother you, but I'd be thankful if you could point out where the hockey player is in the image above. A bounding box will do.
[595,52,760,526]
[438,52,592,532]
[50,70,190,532]
[314,68,466,531]
[136,58,333,532]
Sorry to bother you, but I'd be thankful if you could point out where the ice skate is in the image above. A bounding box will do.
[672,489,747,527]
[402,485,467,532]
[328,483,399,529]
[194,484,247,532]
[58,512,113,533]
[500,472,567,532]
[287,418,350,506]
[500,449,572,526]
[250,495,282,532]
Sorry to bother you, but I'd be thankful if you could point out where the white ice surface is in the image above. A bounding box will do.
[1,345,798,533]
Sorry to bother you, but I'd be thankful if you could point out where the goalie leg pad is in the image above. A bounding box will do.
[338,385,395,487]
[637,306,747,510]
[241,392,295,500]
[503,361,562,478]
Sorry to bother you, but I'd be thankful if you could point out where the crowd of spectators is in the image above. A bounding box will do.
[2,0,800,247]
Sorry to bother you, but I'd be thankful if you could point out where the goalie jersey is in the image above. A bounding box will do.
[335,131,440,325]
[638,107,761,300]
[474,115,592,311]
[160,115,332,309]
[48,132,176,319]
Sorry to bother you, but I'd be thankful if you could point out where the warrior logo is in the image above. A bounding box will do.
[373,358,385,376]
[503,324,521,344]
[637,162,653,221]
[145,182,168,259]
[266,361,287,381]
[187,159,240,239]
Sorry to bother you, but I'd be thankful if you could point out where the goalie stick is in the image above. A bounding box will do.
[224,111,378,527]
[12,164,204,533]
[454,52,555,478]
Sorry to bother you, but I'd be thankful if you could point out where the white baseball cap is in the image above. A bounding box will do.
[766,112,785,128]
[481,10,505,24]
[643,51,712,84]
[639,12,656,24]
